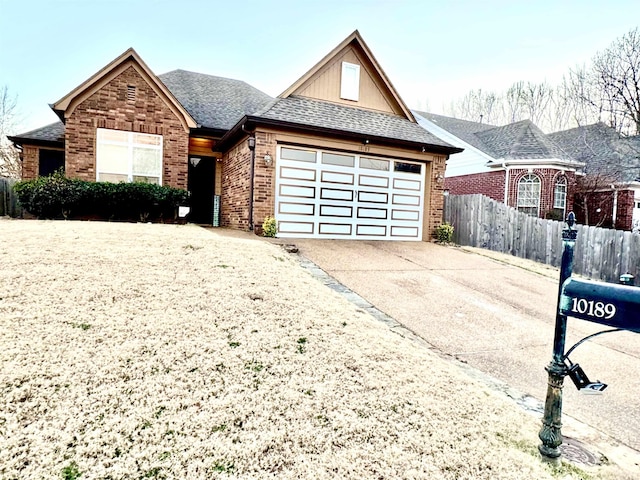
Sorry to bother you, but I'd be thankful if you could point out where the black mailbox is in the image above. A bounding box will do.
[560,278,640,332]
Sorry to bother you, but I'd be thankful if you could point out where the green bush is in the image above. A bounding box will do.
[13,173,189,222]
[435,222,454,243]
[262,216,277,237]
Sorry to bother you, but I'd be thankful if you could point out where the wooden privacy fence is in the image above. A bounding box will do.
[0,177,22,217]
[444,194,640,284]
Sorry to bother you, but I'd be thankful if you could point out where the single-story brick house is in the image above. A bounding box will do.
[548,123,640,231]
[413,111,584,222]
[8,31,461,241]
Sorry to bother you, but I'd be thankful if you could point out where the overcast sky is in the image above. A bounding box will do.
[1,0,638,133]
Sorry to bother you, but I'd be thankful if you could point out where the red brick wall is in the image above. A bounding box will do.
[220,130,277,233]
[65,64,188,189]
[21,146,38,180]
[252,130,277,235]
[221,139,251,230]
[576,188,634,230]
[507,169,577,219]
[427,155,447,239]
[615,189,634,230]
[445,171,505,202]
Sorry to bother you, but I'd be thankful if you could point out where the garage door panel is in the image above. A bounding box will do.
[278,221,315,234]
[359,175,389,188]
[358,191,388,203]
[321,188,354,201]
[391,226,420,238]
[280,166,316,181]
[321,170,354,185]
[356,225,387,236]
[391,209,420,221]
[393,178,421,191]
[279,202,315,215]
[319,223,352,235]
[320,205,353,217]
[279,184,316,198]
[392,193,420,206]
[357,207,387,219]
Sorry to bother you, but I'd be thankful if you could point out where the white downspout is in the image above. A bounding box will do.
[503,163,509,204]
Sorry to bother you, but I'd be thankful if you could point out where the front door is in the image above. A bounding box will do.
[187,156,216,224]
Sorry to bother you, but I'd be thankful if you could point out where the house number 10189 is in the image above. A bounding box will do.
[570,298,616,319]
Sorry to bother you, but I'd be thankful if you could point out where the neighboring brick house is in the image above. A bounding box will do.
[413,112,584,222]
[8,31,461,241]
[549,123,640,231]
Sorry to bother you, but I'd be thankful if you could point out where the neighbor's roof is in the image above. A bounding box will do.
[251,96,458,151]
[549,123,640,182]
[416,111,574,161]
[7,122,64,146]
[158,70,273,131]
[476,120,572,160]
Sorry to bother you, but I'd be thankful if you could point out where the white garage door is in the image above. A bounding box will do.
[275,145,426,240]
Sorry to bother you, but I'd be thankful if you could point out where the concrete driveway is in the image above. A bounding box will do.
[290,239,640,455]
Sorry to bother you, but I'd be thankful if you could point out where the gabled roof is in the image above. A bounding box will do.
[7,121,64,147]
[549,123,640,182]
[251,95,456,149]
[52,48,197,131]
[158,70,272,131]
[280,30,415,121]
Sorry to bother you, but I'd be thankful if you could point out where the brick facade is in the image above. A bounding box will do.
[220,130,278,234]
[21,146,39,180]
[446,168,577,220]
[427,155,447,239]
[445,171,505,202]
[65,64,188,189]
[506,169,577,219]
[574,188,634,230]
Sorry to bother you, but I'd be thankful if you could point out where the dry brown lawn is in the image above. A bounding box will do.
[0,220,628,479]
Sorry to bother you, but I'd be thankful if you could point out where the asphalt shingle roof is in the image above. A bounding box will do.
[158,70,273,130]
[9,122,64,143]
[256,96,456,149]
[476,120,571,160]
[549,123,640,182]
[416,111,575,161]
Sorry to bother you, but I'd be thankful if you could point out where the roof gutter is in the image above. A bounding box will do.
[242,123,256,232]
[7,135,64,149]
[217,115,463,156]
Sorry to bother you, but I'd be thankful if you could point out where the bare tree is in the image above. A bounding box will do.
[568,28,640,135]
[0,86,21,179]
[445,88,501,124]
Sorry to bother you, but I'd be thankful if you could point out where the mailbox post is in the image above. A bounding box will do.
[538,213,577,459]
[538,213,640,460]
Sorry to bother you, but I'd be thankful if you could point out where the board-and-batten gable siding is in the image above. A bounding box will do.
[414,115,493,177]
[293,46,402,115]
[65,64,189,189]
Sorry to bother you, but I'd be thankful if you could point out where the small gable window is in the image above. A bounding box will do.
[96,128,163,184]
[340,62,360,101]
[517,174,541,217]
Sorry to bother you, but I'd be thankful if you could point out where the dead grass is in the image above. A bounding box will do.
[0,220,626,479]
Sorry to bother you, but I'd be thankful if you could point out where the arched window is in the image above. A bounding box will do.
[553,176,567,219]
[517,174,541,216]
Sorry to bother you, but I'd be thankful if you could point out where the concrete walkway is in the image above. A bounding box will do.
[287,239,640,461]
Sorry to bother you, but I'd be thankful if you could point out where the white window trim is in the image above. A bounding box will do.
[517,174,541,216]
[554,178,567,210]
[96,128,163,185]
[340,62,360,101]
